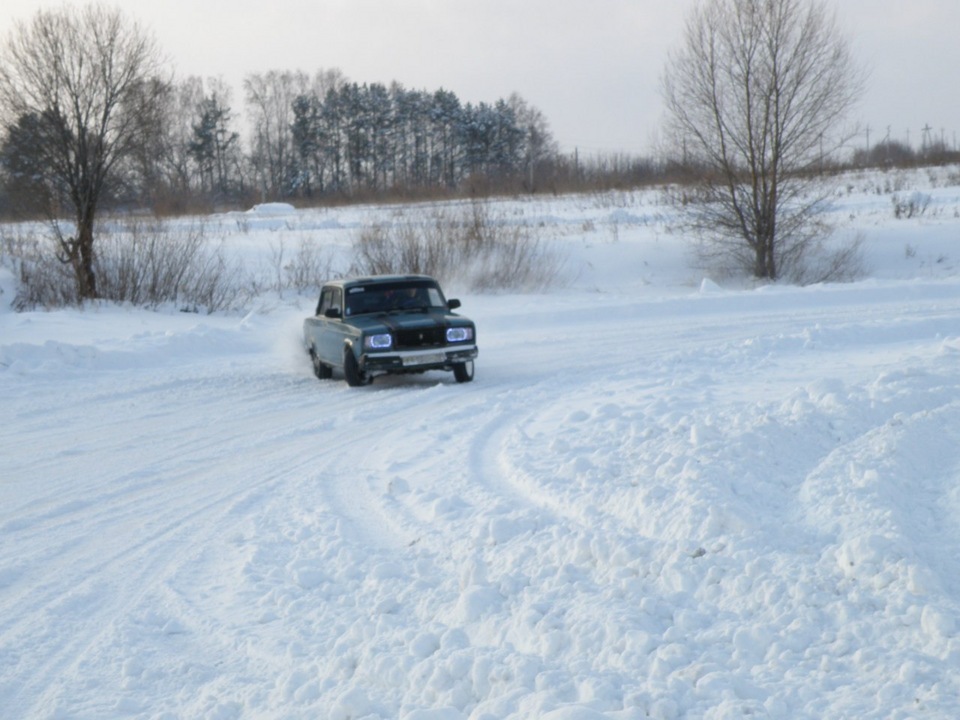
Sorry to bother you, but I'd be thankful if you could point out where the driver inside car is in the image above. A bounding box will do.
[390,287,425,309]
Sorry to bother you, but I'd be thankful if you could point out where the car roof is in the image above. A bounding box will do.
[325,274,438,289]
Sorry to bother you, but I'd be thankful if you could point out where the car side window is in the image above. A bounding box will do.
[331,288,343,316]
[317,287,339,317]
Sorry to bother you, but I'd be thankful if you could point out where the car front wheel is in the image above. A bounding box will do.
[453,360,474,383]
[344,348,372,386]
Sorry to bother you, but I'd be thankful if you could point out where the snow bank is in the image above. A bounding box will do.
[248,202,296,216]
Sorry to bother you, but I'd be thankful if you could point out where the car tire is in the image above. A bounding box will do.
[453,360,474,383]
[344,348,371,386]
[309,348,333,379]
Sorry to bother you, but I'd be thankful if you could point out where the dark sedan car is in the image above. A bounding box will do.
[303,275,478,386]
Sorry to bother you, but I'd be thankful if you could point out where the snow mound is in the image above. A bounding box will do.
[247,202,296,215]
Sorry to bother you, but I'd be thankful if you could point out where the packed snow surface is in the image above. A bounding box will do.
[3,169,960,719]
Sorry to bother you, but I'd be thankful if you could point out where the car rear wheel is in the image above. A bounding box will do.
[309,348,333,379]
[344,348,372,386]
[453,360,474,383]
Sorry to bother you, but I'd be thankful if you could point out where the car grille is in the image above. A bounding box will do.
[396,327,445,349]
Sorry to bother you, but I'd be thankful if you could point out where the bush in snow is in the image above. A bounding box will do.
[351,200,564,291]
[261,236,333,297]
[892,192,932,219]
[1,217,249,312]
[0,227,77,309]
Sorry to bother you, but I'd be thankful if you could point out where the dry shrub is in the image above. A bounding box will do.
[1,217,248,312]
[892,192,932,219]
[352,200,564,291]
[263,237,333,296]
[787,232,868,284]
[1,227,77,309]
[689,225,867,286]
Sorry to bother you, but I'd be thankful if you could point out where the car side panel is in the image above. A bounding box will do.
[314,317,356,368]
[303,318,323,361]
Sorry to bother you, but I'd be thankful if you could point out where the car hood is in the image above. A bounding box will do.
[349,310,470,333]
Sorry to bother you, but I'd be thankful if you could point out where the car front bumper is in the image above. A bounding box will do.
[360,346,478,373]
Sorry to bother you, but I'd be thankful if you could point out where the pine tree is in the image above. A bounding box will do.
[189,92,239,200]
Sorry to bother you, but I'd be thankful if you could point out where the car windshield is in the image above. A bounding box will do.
[344,280,447,316]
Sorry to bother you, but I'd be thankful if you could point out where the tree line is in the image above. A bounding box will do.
[851,138,960,169]
[0,64,560,217]
[242,70,556,201]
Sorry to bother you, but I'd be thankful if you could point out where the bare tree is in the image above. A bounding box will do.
[508,93,558,191]
[158,76,206,200]
[244,70,308,199]
[662,0,866,281]
[0,4,166,299]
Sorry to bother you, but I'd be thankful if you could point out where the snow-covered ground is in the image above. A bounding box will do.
[3,168,960,719]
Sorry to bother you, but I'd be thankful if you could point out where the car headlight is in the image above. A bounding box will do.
[364,333,393,350]
[446,327,473,343]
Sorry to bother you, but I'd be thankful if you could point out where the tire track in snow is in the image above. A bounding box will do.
[0,476,282,717]
[0,363,411,716]
[799,384,960,598]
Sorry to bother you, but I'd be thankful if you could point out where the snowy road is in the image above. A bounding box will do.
[4,273,960,718]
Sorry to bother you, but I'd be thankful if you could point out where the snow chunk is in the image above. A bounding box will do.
[488,515,536,544]
[835,534,900,578]
[456,585,503,622]
[411,631,441,659]
[329,686,383,720]
[921,605,956,639]
[401,708,465,720]
[541,707,611,720]
[370,561,406,581]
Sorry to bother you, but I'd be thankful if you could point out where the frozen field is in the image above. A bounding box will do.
[3,168,960,719]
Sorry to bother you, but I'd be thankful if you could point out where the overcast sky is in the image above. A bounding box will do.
[2,0,959,157]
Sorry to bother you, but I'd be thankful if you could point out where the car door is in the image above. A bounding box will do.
[315,286,348,365]
[306,286,333,361]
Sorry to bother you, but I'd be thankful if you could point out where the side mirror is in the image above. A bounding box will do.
[324,307,342,319]
[447,298,461,310]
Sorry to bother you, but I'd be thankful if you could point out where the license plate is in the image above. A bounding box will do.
[403,352,446,367]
